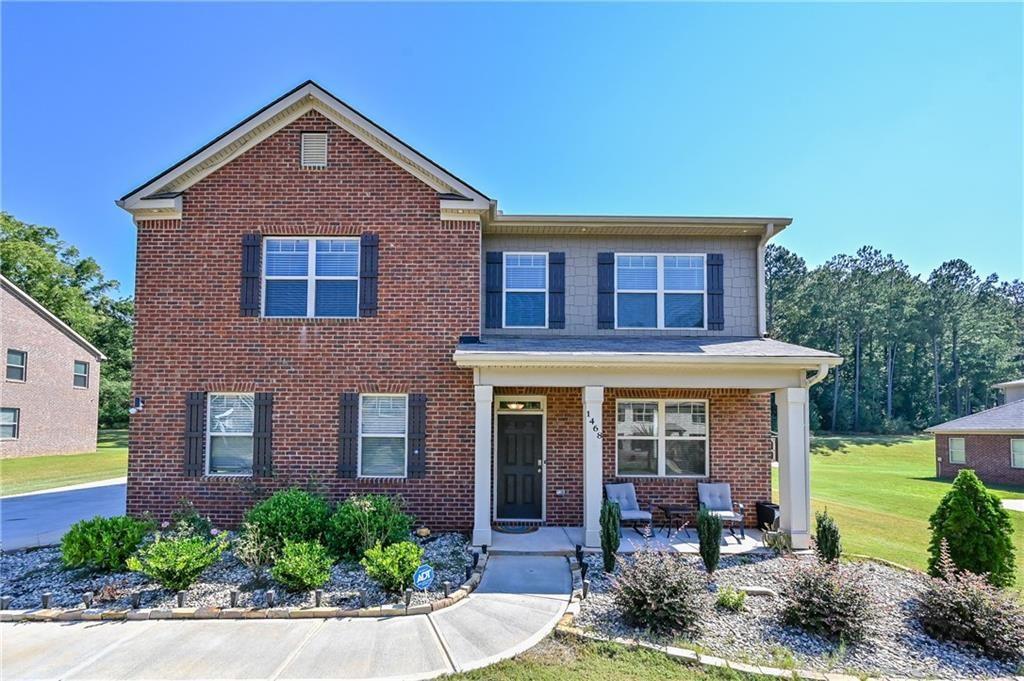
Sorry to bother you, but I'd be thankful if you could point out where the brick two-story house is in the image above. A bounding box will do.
[117,81,840,549]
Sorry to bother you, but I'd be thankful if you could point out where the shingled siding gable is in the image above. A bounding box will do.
[128,111,480,527]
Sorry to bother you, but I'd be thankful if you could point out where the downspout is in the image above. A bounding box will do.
[803,362,831,389]
[756,223,776,337]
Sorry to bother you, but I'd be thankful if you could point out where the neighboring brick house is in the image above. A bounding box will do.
[928,380,1024,486]
[116,81,841,548]
[1,275,105,458]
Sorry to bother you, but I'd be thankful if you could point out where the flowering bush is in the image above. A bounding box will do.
[611,551,704,634]
[781,562,871,642]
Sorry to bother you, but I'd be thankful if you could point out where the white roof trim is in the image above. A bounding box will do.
[453,349,842,370]
[1,275,106,361]
[926,428,1024,435]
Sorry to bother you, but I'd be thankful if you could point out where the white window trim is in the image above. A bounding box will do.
[205,392,255,477]
[613,253,707,330]
[1,407,20,440]
[6,349,27,383]
[262,237,360,319]
[503,252,548,329]
[73,360,89,389]
[358,393,409,479]
[615,398,709,478]
[1011,439,1024,469]
[948,437,966,465]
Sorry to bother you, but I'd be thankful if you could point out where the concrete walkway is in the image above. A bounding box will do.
[0,554,571,680]
[1003,498,1024,513]
[0,480,126,551]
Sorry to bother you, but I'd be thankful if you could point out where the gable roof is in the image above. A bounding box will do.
[1,275,106,361]
[925,400,1024,434]
[116,80,491,219]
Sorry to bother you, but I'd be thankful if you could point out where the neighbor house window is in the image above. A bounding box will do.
[359,394,407,477]
[263,237,359,318]
[504,253,547,327]
[948,437,966,464]
[615,254,705,329]
[206,393,254,475]
[5,350,26,381]
[1012,439,1024,469]
[73,361,89,388]
[616,399,708,477]
[1,408,20,439]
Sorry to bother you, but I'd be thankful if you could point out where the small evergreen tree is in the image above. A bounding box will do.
[600,499,621,572]
[814,509,842,563]
[696,508,722,575]
[928,470,1015,587]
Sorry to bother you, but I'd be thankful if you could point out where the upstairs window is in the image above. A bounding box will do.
[207,393,254,476]
[504,253,547,328]
[73,361,89,388]
[5,350,26,381]
[360,395,407,478]
[0,408,19,440]
[263,237,359,318]
[948,437,966,464]
[615,254,705,329]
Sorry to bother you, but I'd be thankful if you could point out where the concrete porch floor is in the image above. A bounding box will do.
[485,526,766,555]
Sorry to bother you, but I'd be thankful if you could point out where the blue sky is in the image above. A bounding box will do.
[3,2,1021,296]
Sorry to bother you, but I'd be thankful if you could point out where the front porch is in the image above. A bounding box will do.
[484,526,767,555]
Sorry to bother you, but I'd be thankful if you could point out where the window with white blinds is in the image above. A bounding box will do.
[263,237,359,318]
[359,395,408,478]
[504,253,547,327]
[207,393,254,475]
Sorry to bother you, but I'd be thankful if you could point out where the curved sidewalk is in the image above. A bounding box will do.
[0,554,571,680]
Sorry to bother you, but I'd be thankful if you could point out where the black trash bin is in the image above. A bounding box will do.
[756,501,780,531]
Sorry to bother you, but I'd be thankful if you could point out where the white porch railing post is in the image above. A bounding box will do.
[473,385,493,546]
[583,386,605,548]
[776,386,811,549]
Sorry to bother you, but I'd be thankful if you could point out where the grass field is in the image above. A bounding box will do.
[774,434,1024,586]
[0,429,128,496]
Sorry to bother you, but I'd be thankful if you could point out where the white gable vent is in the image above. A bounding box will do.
[301,133,328,168]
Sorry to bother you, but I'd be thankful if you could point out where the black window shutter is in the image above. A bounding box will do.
[548,252,565,329]
[240,233,262,317]
[407,394,427,479]
[485,252,503,329]
[338,393,360,478]
[597,252,615,329]
[184,392,206,477]
[253,392,273,477]
[707,253,724,330]
[359,233,379,317]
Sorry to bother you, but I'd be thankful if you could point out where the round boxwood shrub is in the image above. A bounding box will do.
[611,551,704,635]
[325,493,413,560]
[61,515,153,572]
[127,534,228,591]
[243,488,331,552]
[271,540,333,591]
[781,561,872,642]
[361,541,423,594]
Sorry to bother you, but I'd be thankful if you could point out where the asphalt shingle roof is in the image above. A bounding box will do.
[456,335,840,359]
[926,400,1024,434]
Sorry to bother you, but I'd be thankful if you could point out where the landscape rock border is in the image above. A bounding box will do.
[0,552,488,622]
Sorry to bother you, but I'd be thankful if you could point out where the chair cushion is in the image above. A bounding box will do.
[708,510,743,522]
[698,483,734,512]
[605,483,640,512]
[620,509,653,522]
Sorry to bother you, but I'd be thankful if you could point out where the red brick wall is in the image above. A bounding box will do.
[934,433,1024,486]
[129,110,479,528]
[1,285,100,457]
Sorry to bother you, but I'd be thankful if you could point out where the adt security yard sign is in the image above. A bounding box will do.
[413,564,435,591]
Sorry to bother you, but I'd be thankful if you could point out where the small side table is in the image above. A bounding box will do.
[655,503,691,539]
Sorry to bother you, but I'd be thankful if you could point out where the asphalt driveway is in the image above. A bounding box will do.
[0,480,126,551]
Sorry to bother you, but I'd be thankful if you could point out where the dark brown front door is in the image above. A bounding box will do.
[496,414,543,520]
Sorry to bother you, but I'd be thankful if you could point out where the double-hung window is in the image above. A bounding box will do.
[359,395,407,478]
[73,361,89,388]
[0,408,19,440]
[504,253,547,328]
[206,393,254,475]
[1011,439,1024,469]
[615,254,705,329]
[263,237,359,318]
[948,437,966,464]
[6,350,26,381]
[616,399,708,477]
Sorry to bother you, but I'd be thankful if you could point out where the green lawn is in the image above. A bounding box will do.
[774,434,1024,586]
[0,429,128,496]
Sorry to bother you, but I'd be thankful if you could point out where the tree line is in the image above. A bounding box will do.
[767,244,1024,433]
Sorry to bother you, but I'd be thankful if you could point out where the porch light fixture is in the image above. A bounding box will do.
[505,402,526,410]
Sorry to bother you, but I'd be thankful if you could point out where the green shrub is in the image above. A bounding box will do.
[715,586,746,612]
[170,498,214,538]
[271,540,333,591]
[919,541,1024,662]
[244,488,331,552]
[696,508,722,575]
[814,509,842,564]
[325,494,413,559]
[233,522,278,579]
[611,551,704,635]
[61,515,153,572]
[361,541,423,593]
[127,535,227,591]
[927,470,1015,587]
[781,562,871,642]
[600,499,621,573]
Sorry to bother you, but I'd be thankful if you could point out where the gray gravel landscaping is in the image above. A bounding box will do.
[0,532,472,611]
[576,551,1021,679]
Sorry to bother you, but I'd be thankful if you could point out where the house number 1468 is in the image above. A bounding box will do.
[586,410,604,439]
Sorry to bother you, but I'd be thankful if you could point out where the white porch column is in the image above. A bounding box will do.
[583,386,605,548]
[473,385,494,547]
[776,386,811,549]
